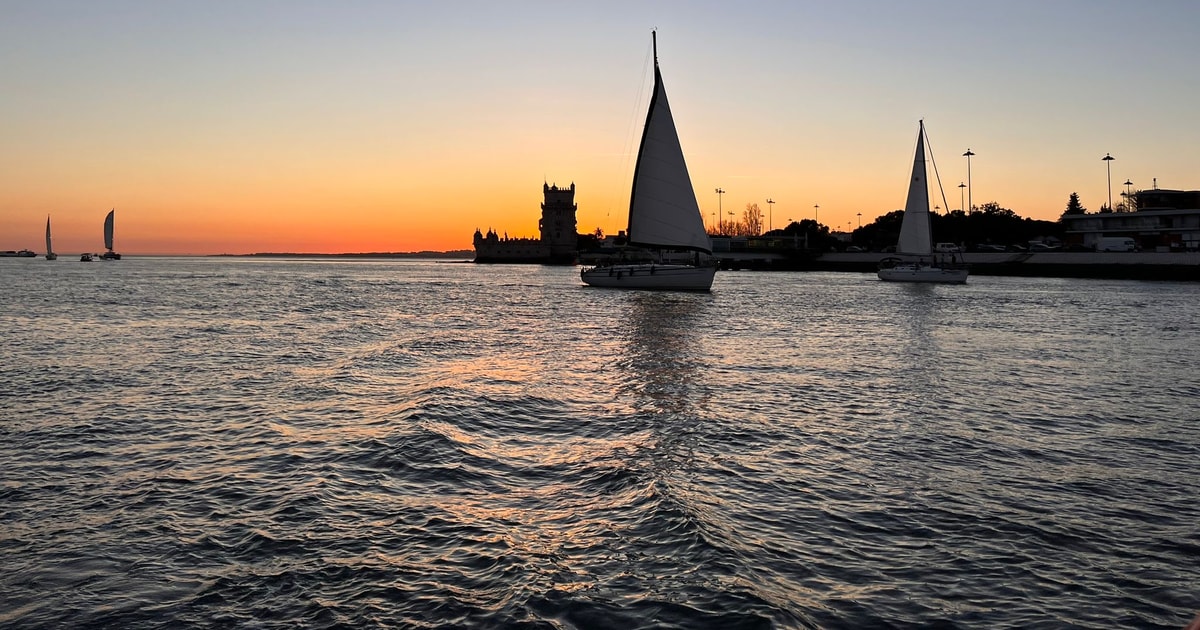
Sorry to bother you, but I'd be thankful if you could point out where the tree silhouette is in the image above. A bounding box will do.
[1063,192,1087,216]
[741,203,763,236]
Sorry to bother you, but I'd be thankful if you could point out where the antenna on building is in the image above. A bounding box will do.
[1154,178,1158,189]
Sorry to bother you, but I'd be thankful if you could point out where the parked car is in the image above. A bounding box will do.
[933,243,961,253]
[845,245,865,252]
[1029,242,1060,251]
[974,243,1006,252]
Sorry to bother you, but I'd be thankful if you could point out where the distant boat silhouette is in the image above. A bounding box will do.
[45,216,57,260]
[100,209,121,260]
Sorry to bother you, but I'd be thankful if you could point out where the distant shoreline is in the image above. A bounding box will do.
[209,251,473,259]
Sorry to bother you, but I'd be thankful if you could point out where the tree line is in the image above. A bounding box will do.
[581,194,1090,252]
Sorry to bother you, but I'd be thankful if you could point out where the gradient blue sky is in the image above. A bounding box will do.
[2,0,1197,254]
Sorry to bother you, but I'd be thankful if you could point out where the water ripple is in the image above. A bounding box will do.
[1,259,1198,628]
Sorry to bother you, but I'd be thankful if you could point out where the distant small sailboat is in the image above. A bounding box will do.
[579,31,715,291]
[100,209,121,260]
[877,120,968,283]
[45,216,57,260]
[80,253,94,262]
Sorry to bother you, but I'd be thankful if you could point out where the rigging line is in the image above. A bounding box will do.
[613,39,655,234]
[923,123,953,215]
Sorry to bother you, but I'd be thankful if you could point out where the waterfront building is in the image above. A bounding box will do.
[1061,188,1200,252]
[473,182,578,264]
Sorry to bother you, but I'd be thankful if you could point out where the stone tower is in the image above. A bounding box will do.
[539,182,578,263]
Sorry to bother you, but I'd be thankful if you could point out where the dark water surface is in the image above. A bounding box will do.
[2,257,1197,629]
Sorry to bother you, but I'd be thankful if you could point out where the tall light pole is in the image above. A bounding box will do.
[1102,153,1114,212]
[958,182,966,213]
[857,212,862,228]
[766,198,774,232]
[814,203,819,225]
[715,188,725,234]
[1123,179,1133,212]
[963,149,975,213]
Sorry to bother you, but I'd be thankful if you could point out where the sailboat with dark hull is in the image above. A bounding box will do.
[100,209,121,260]
[580,32,715,291]
[877,121,968,283]
[44,216,57,260]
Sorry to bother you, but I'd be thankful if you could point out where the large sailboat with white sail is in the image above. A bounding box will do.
[877,121,968,283]
[580,32,715,291]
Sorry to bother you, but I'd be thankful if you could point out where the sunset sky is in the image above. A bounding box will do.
[3,1,1198,255]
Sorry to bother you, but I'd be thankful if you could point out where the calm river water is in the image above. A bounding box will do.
[2,257,1197,629]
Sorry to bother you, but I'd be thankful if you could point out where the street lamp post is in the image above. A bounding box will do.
[814,203,819,224]
[715,188,725,234]
[1123,179,1133,212]
[766,198,774,232]
[857,212,862,228]
[1102,153,1114,212]
[958,182,966,213]
[963,149,975,213]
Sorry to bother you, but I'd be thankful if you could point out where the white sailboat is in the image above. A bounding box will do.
[877,121,968,283]
[580,32,715,291]
[45,216,57,260]
[100,209,121,260]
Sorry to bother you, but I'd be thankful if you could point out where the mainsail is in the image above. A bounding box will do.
[45,216,53,255]
[104,209,115,251]
[626,34,711,254]
[895,121,933,256]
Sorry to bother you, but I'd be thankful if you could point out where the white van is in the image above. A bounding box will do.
[1098,237,1136,252]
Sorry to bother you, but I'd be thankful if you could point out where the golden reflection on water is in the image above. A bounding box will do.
[617,292,713,414]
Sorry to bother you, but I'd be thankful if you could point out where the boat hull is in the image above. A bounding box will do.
[580,263,715,291]
[877,262,968,283]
